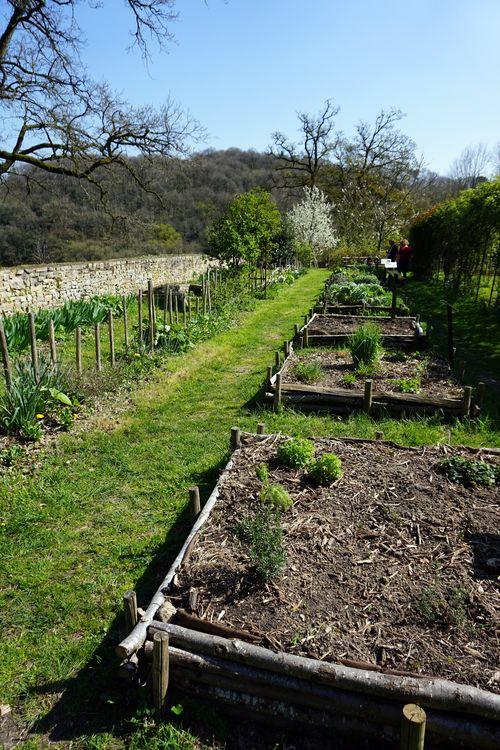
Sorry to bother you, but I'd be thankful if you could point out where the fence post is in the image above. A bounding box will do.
[189,486,201,520]
[461,385,472,417]
[28,312,39,382]
[275,351,280,371]
[230,426,241,451]
[123,295,129,353]
[0,319,12,389]
[108,310,115,365]
[138,290,143,348]
[274,372,282,409]
[400,703,426,750]
[123,590,138,634]
[48,319,57,366]
[148,280,155,353]
[76,326,82,374]
[446,304,454,366]
[257,422,265,435]
[266,364,273,388]
[163,289,168,327]
[94,323,102,372]
[152,632,169,717]
[363,380,373,413]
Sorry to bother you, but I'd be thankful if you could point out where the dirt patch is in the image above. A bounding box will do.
[282,349,462,399]
[308,315,416,335]
[172,435,500,693]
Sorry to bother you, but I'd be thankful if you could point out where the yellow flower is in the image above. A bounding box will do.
[134,353,141,358]
[36,413,44,419]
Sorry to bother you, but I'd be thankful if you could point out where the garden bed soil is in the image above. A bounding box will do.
[281,349,462,400]
[171,435,500,693]
[308,314,417,336]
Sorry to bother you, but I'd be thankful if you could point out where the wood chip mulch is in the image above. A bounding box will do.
[172,435,500,693]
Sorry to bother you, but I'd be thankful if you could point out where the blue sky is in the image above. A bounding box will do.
[79,0,500,174]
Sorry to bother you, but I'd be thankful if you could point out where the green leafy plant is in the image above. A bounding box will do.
[0,443,25,466]
[308,453,343,484]
[292,360,324,384]
[418,582,469,630]
[340,373,357,387]
[238,506,286,581]
[438,455,499,487]
[260,483,292,510]
[391,377,421,393]
[255,463,269,483]
[348,323,382,368]
[277,438,315,468]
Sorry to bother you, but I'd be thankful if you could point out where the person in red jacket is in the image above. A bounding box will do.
[397,239,412,279]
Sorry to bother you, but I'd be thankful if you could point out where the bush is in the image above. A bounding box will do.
[238,506,286,581]
[277,438,315,468]
[348,323,382,368]
[308,453,343,484]
[438,455,499,487]
[260,483,292,510]
[292,361,324,384]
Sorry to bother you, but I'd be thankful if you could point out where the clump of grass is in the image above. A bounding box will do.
[340,373,357,387]
[308,453,343,484]
[438,455,499,487]
[260,483,293,510]
[255,463,269,483]
[348,323,382,369]
[292,360,324,384]
[238,506,286,581]
[418,583,469,630]
[277,438,315,468]
[391,377,421,393]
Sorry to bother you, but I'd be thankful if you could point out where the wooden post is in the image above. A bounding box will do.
[123,295,129,353]
[94,323,101,372]
[148,280,155,352]
[48,319,57,366]
[182,299,187,327]
[138,290,143,348]
[188,296,192,324]
[304,327,309,347]
[189,486,201,520]
[175,295,179,325]
[76,327,82,374]
[274,372,282,409]
[123,590,138,634]
[202,282,207,315]
[230,426,241,451]
[108,310,115,365]
[447,304,454,366]
[266,365,273,387]
[375,431,384,440]
[299,333,304,349]
[461,385,472,417]
[476,381,485,412]
[257,422,265,435]
[304,314,308,325]
[195,296,200,318]
[152,632,169,717]
[294,323,299,339]
[363,380,373,413]
[400,703,426,750]
[275,351,280,371]
[163,289,168,327]
[458,359,465,381]
[0,319,12,389]
[391,277,397,319]
[28,312,39,382]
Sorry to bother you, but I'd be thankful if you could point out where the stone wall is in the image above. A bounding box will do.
[0,255,213,314]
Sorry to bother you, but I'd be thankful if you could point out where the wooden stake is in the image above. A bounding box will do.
[148,280,155,352]
[138,290,143,348]
[294,323,299,339]
[257,422,265,435]
[175,294,179,325]
[447,304,454,366]
[274,372,282,409]
[363,380,373,413]
[48,319,57,366]
[230,426,241,451]
[108,310,115,365]
[76,326,82,374]
[28,312,39,382]
[152,632,169,717]
[163,289,168,327]
[266,365,273,387]
[196,296,200,318]
[123,295,129,353]
[275,351,280,371]
[461,385,472,417]
[400,703,426,750]
[304,327,309,347]
[95,323,102,372]
[123,590,138,634]
[476,381,485,411]
[188,588,198,612]
[182,299,187,327]
[188,296,192,324]
[375,431,384,440]
[0,318,12,389]
[169,289,173,325]
[189,486,201,520]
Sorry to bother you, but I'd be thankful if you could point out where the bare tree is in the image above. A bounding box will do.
[449,142,490,190]
[0,1,201,201]
[269,99,339,189]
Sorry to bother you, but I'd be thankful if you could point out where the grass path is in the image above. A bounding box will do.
[0,267,497,750]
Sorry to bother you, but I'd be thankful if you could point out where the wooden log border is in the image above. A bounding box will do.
[116,432,500,748]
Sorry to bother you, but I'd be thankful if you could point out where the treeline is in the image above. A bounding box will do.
[409,179,500,296]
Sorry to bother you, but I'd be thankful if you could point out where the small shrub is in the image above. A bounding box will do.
[292,361,324,384]
[438,455,499,487]
[308,453,343,484]
[255,463,269,484]
[418,583,469,630]
[340,373,357,387]
[238,506,285,582]
[355,361,379,378]
[260,483,292,510]
[391,377,421,393]
[348,323,381,368]
[277,438,315,468]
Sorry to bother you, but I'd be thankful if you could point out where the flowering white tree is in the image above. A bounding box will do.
[287,186,338,265]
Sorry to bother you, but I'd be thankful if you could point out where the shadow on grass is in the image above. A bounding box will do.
[25,457,231,747]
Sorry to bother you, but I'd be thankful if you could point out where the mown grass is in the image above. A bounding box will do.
[1,267,498,750]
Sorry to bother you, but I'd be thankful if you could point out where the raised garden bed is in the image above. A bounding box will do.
[305,313,426,348]
[272,347,471,417]
[315,303,409,316]
[116,433,500,748]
